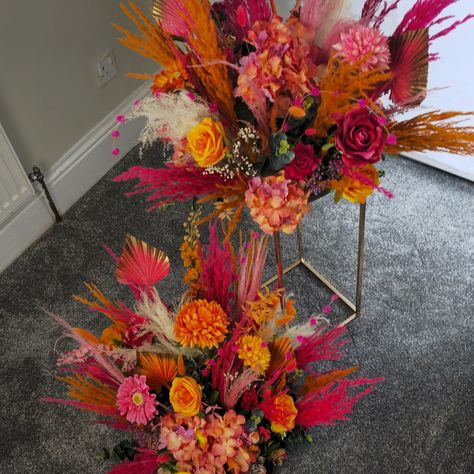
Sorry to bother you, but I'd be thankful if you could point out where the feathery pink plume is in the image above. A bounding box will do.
[295,324,350,370]
[114,164,230,211]
[394,0,474,45]
[197,223,237,315]
[296,377,383,427]
[361,0,401,28]
[236,233,268,316]
[47,311,124,384]
[220,368,260,409]
[107,450,172,474]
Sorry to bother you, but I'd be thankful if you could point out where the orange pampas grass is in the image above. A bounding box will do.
[114,1,186,77]
[197,176,249,240]
[386,111,474,156]
[314,55,392,135]
[53,374,119,416]
[299,367,359,396]
[179,0,237,123]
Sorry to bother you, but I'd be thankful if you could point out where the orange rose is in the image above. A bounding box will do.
[330,164,380,204]
[169,376,202,417]
[268,394,298,433]
[187,117,227,167]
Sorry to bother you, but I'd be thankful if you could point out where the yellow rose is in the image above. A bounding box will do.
[169,376,202,417]
[187,117,227,167]
[269,394,298,433]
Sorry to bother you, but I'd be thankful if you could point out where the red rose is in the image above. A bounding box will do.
[335,108,386,167]
[284,142,320,180]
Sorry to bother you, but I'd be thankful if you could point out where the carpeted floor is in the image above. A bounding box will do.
[0,146,473,473]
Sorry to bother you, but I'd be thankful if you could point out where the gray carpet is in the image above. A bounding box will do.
[0,146,473,473]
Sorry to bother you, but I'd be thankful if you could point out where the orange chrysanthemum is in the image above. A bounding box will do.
[136,353,178,392]
[174,299,228,349]
[237,335,271,374]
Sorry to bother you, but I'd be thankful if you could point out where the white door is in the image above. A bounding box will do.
[0,124,34,226]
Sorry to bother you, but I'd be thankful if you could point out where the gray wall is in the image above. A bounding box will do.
[0,0,156,174]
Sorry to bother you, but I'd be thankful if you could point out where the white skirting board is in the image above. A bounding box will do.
[403,152,474,183]
[0,82,151,273]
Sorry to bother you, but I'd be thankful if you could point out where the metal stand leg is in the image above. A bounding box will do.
[262,202,367,326]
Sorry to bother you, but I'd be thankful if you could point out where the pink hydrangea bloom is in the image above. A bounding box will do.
[333,26,390,71]
[117,375,157,425]
[245,174,310,235]
[236,17,317,104]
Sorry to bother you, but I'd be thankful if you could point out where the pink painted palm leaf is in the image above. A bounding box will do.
[394,0,474,60]
[388,28,429,105]
[116,235,170,288]
[152,0,190,38]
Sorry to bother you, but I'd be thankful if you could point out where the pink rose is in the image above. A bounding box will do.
[335,108,386,168]
[284,143,320,180]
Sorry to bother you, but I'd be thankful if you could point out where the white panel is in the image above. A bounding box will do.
[0,124,34,225]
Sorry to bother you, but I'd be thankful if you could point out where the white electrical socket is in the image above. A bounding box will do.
[97,50,118,86]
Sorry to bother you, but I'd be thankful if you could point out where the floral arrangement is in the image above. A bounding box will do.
[110,0,474,237]
[44,227,381,473]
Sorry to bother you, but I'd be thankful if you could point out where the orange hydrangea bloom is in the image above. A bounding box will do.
[174,299,228,349]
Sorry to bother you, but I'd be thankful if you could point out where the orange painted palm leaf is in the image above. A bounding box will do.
[116,235,170,288]
[136,352,177,391]
[267,336,296,376]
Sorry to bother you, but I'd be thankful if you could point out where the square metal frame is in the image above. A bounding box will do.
[262,203,366,326]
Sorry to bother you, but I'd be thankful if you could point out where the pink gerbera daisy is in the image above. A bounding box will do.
[117,375,157,425]
[333,25,390,72]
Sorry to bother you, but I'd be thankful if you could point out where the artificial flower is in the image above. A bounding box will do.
[169,376,202,417]
[261,393,298,433]
[333,25,390,71]
[151,64,187,94]
[236,17,317,103]
[136,352,178,392]
[116,375,157,425]
[174,299,228,349]
[187,117,228,167]
[245,174,310,235]
[284,142,321,180]
[237,335,271,374]
[330,165,380,203]
[335,108,386,168]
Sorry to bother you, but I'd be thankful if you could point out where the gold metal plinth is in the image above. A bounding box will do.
[262,203,366,326]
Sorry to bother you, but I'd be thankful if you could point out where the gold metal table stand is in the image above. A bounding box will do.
[263,203,367,327]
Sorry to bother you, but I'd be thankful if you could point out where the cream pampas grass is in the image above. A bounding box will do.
[126,91,211,153]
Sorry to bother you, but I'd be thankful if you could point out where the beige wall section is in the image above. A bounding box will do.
[0,0,156,174]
